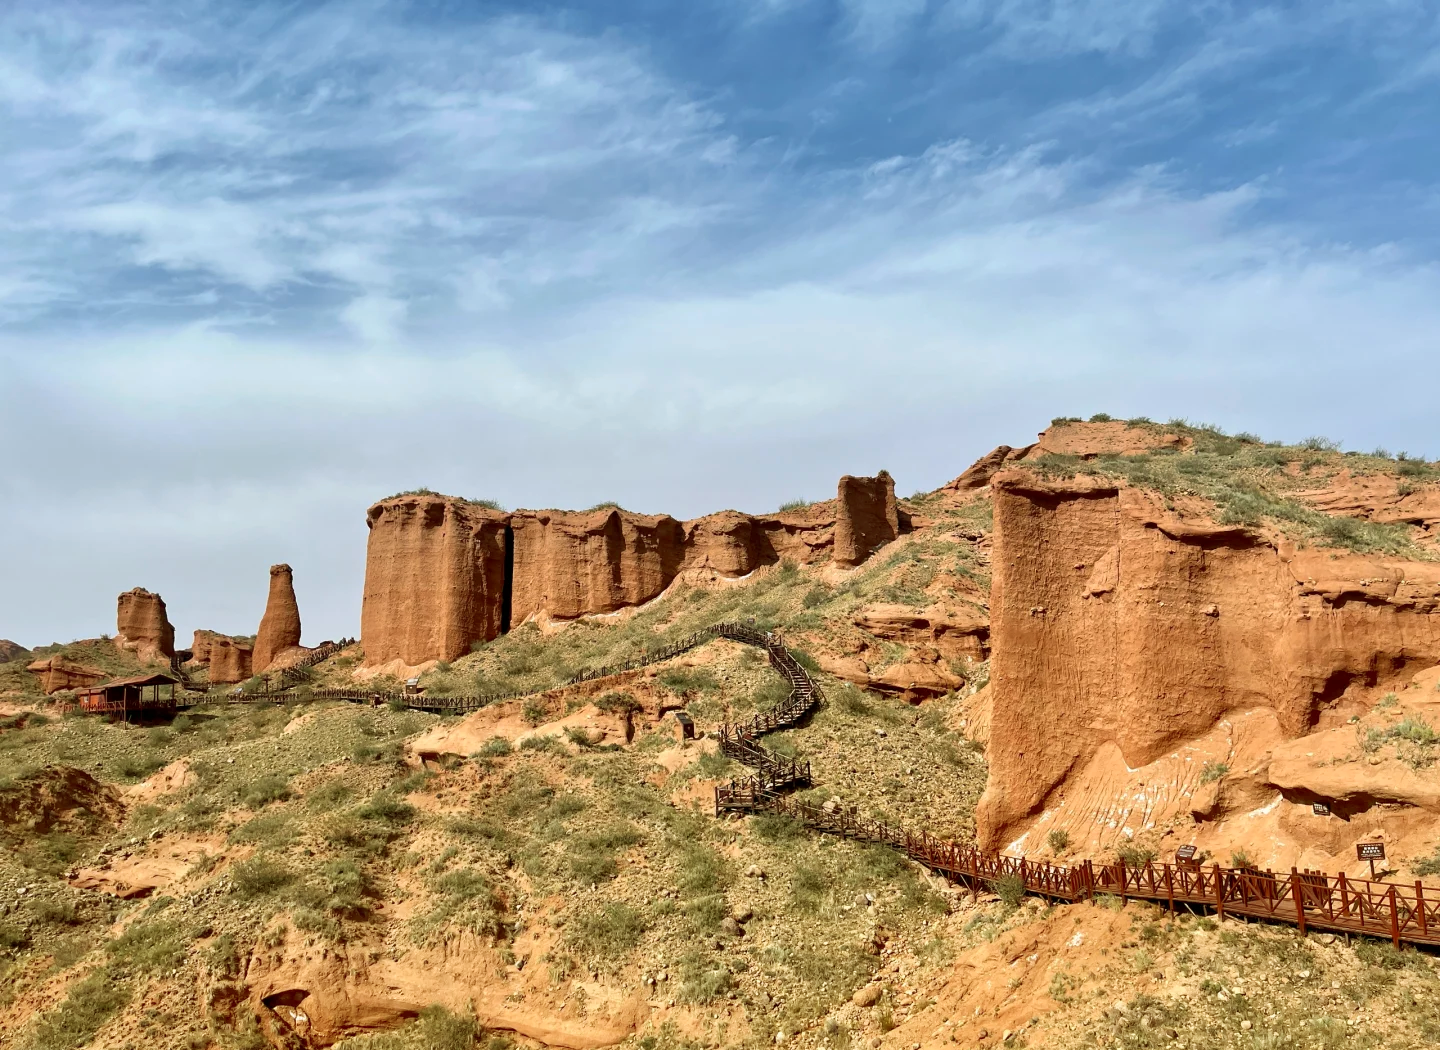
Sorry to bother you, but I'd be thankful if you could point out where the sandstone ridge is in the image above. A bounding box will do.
[360,473,901,667]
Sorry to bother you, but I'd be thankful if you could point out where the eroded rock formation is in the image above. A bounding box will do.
[115,587,175,664]
[254,564,303,673]
[361,477,899,667]
[975,469,1440,852]
[509,508,686,624]
[361,496,510,668]
[833,473,899,567]
[26,656,107,694]
[0,639,27,663]
[209,637,254,684]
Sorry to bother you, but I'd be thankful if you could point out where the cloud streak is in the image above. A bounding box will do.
[3,0,1440,647]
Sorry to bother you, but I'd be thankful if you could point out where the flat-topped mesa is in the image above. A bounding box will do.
[253,564,303,673]
[114,587,175,664]
[974,468,1440,852]
[833,472,899,567]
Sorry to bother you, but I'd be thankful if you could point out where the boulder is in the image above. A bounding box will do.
[254,564,303,673]
[115,587,175,663]
[833,473,899,568]
[26,655,107,694]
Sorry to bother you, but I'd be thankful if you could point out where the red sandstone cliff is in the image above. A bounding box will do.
[361,496,510,668]
[360,476,899,668]
[974,469,1440,852]
[509,508,686,624]
[208,636,254,684]
[254,564,303,673]
[114,588,174,664]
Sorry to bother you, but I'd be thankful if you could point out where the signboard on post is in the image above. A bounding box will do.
[1312,802,1330,816]
[1357,842,1386,879]
[1175,844,1198,865]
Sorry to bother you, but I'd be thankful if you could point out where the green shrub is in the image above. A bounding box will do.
[1411,848,1440,877]
[319,857,370,915]
[0,920,30,950]
[357,790,415,826]
[683,893,730,931]
[568,902,647,959]
[790,863,828,912]
[751,813,804,842]
[1046,829,1070,853]
[19,969,130,1050]
[518,734,563,753]
[231,856,296,897]
[105,921,185,973]
[993,873,1026,909]
[1116,843,1157,867]
[1198,761,1229,784]
[1390,717,1438,746]
[595,691,640,715]
[239,774,291,809]
[474,737,512,757]
[307,778,354,810]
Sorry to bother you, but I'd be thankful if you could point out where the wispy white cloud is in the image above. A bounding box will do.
[4,0,1440,647]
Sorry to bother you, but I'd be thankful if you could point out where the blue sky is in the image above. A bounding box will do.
[3,0,1440,646]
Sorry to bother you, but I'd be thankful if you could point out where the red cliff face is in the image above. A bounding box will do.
[361,496,510,667]
[359,478,902,667]
[508,509,686,624]
[974,469,1440,851]
[833,473,899,568]
[115,588,175,664]
[208,636,254,684]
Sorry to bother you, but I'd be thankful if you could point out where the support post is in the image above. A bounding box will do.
[1418,882,1428,938]
[1165,864,1174,915]
[1389,885,1401,948]
[1214,864,1225,922]
[1291,868,1306,936]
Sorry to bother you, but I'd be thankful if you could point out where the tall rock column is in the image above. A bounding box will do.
[254,564,303,673]
[832,472,899,567]
[115,587,175,663]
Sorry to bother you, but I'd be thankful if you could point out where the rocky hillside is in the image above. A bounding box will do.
[3,416,1440,1050]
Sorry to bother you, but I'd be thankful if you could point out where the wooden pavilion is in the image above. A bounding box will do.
[71,672,181,717]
